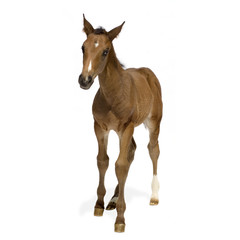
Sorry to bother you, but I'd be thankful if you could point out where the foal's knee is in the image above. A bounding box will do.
[97,154,109,171]
[115,160,129,181]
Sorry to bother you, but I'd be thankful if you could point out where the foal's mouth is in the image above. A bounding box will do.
[80,80,94,90]
[78,74,94,90]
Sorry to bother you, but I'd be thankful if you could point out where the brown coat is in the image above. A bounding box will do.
[79,15,163,232]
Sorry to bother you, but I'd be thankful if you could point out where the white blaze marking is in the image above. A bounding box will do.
[95,42,99,48]
[88,60,92,72]
[151,175,159,200]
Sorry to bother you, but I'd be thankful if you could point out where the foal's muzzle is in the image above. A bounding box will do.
[78,74,94,90]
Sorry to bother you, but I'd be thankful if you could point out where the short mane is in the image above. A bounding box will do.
[94,27,107,35]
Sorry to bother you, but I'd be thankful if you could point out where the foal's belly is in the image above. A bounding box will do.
[94,105,152,133]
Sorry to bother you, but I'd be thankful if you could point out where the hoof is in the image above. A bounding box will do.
[106,201,116,210]
[94,208,104,216]
[150,198,159,205]
[114,223,125,233]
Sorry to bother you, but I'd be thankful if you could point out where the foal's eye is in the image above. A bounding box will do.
[102,49,109,57]
[81,45,85,54]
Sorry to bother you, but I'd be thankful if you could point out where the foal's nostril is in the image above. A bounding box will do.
[88,75,92,82]
[78,74,84,84]
[79,74,94,90]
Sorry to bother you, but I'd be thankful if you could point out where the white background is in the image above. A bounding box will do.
[0,0,240,239]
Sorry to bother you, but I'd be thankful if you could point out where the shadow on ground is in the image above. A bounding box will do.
[79,187,149,216]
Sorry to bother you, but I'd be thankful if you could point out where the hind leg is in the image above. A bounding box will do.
[146,118,161,205]
[106,185,119,210]
[106,137,136,210]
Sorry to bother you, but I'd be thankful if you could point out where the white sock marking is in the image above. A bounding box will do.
[87,60,92,72]
[151,175,159,200]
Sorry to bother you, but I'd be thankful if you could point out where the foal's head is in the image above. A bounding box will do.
[78,15,125,90]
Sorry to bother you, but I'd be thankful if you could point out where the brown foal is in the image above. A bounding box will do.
[79,15,163,232]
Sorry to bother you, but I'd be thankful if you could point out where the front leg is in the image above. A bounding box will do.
[106,137,136,210]
[94,121,109,216]
[115,123,134,232]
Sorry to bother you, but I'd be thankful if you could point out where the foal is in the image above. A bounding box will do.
[78,15,163,232]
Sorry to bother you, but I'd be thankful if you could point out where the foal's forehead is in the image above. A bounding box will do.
[84,34,110,48]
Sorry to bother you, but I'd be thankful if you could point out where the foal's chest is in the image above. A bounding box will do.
[94,110,122,132]
[92,90,123,132]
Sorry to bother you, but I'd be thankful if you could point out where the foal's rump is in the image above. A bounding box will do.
[138,67,162,100]
[137,67,163,121]
[126,67,162,98]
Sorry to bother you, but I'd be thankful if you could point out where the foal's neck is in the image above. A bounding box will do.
[98,46,123,102]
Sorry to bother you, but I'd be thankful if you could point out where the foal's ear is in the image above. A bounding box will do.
[108,21,125,41]
[83,14,94,36]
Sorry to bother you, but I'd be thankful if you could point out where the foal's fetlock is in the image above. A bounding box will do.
[106,196,118,210]
[106,202,116,210]
[94,200,105,216]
